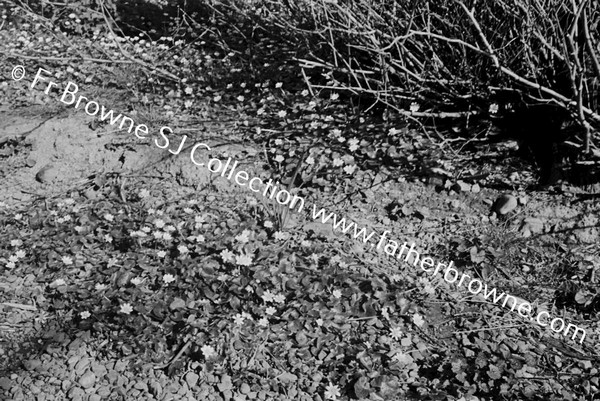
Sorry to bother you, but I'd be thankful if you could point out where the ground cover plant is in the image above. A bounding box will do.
[1,0,600,400]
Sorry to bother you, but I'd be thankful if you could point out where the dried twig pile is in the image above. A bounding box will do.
[254,0,600,153]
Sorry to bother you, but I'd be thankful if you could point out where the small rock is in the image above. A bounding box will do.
[451,180,471,192]
[74,358,90,375]
[520,217,544,237]
[471,183,481,193]
[185,372,199,389]
[105,370,118,384]
[217,375,233,392]
[23,359,42,371]
[278,372,297,384]
[68,386,85,401]
[149,381,162,397]
[491,194,517,215]
[427,176,444,187]
[354,376,371,399]
[35,164,59,183]
[240,383,250,394]
[170,298,186,310]
[78,371,96,389]
[113,360,128,372]
[134,381,149,392]
[164,383,180,394]
[62,380,72,392]
[0,377,12,391]
[97,386,111,397]
[90,362,107,378]
[83,188,100,200]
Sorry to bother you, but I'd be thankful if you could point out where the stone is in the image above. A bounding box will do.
[24,359,42,371]
[520,217,544,237]
[61,380,72,392]
[67,386,84,401]
[90,362,107,378]
[149,381,162,397]
[491,194,517,215]
[451,180,471,192]
[35,164,60,183]
[106,370,118,384]
[97,386,111,397]
[78,371,96,389]
[217,375,233,392]
[0,377,12,390]
[74,358,90,375]
[185,372,199,389]
[134,381,149,392]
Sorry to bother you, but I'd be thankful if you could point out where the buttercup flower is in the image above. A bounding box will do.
[201,345,216,358]
[236,254,253,266]
[120,303,133,314]
[390,326,402,340]
[325,383,341,400]
[221,249,234,262]
[261,290,275,303]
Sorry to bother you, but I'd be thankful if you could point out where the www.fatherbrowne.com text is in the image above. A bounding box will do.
[23,66,587,345]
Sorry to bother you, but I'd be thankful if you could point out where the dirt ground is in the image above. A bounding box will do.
[1,101,599,400]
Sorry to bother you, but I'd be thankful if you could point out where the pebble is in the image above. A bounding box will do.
[491,194,517,215]
[35,164,60,183]
[67,386,84,401]
[106,370,118,384]
[97,386,111,397]
[61,380,72,392]
[185,372,199,389]
[522,217,544,233]
[78,371,96,389]
[24,359,42,371]
[240,383,250,394]
[90,362,107,378]
[134,381,149,392]
[74,358,90,375]
[149,381,162,397]
[0,377,12,391]
[520,217,544,237]
[451,180,471,192]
